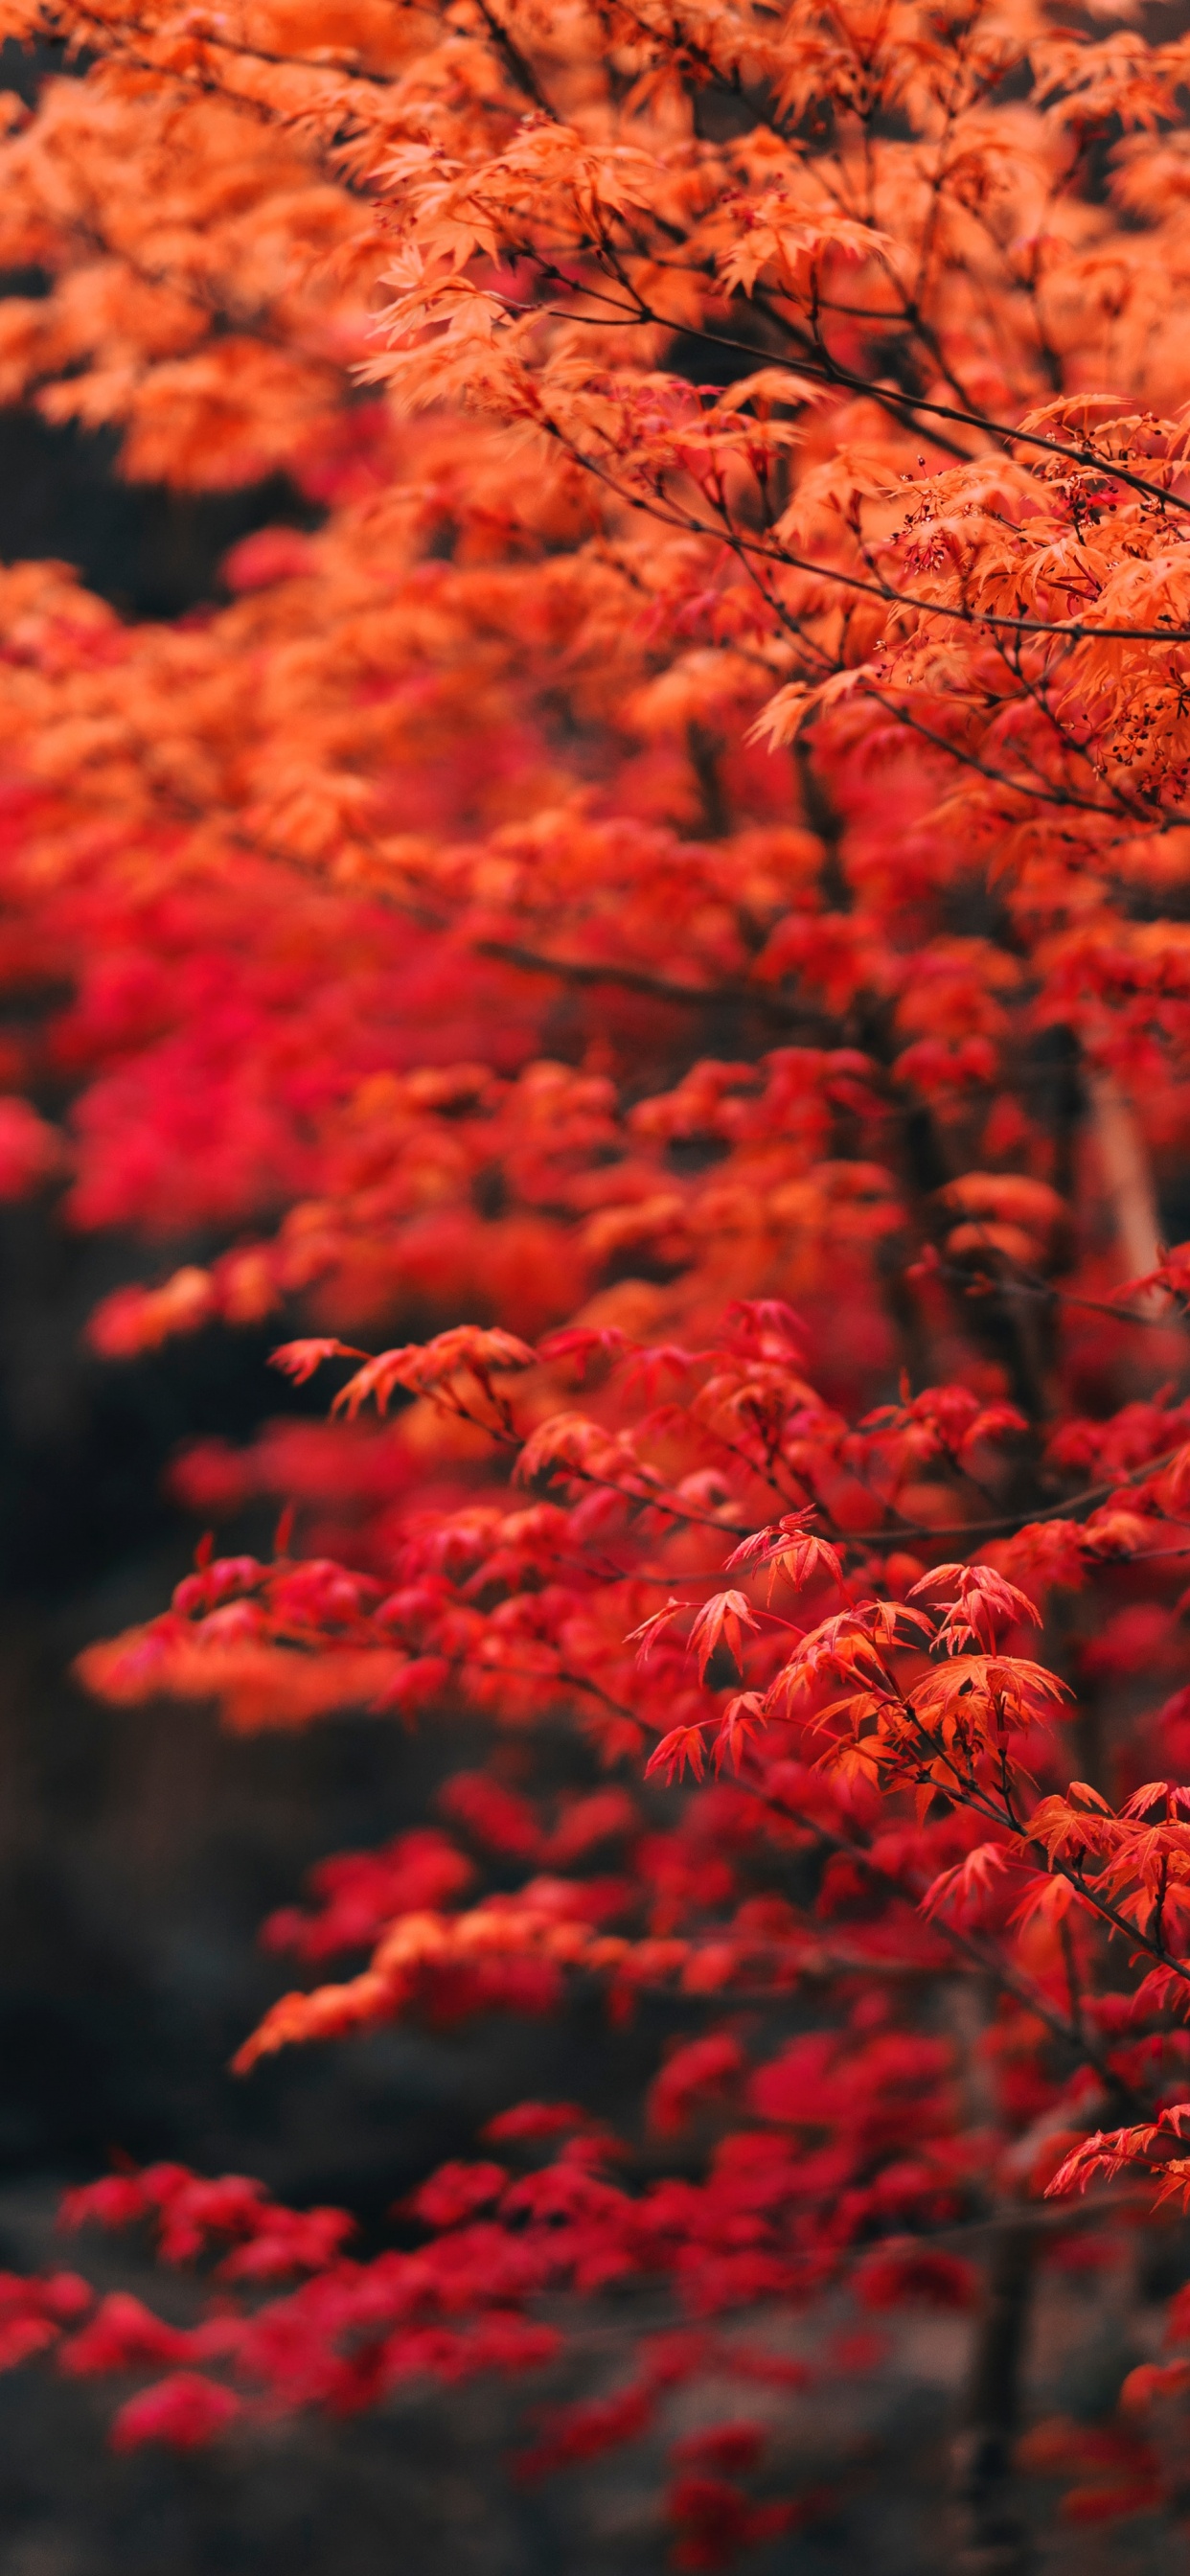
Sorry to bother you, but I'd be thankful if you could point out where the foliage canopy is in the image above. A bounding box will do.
[6,0,1190,2551]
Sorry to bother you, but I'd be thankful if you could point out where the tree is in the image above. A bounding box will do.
[4,0,1190,2558]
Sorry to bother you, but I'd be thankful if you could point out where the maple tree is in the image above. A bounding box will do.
[7,0,1190,2559]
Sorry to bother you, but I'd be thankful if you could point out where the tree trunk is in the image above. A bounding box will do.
[1087,1071,1162,1290]
[950,2219,1036,2575]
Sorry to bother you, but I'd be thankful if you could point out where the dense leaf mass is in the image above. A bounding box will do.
[7,0,1190,2551]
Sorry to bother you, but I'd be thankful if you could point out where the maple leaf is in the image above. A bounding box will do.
[919,1842,1010,1921]
[687,1591,759,1681]
[1009,1874,1092,1931]
[724,1511,845,1600]
[626,1598,683,1665]
[646,1725,712,1784]
[712,1692,767,1775]
[537,1325,633,1373]
[332,1347,425,1418]
[1121,1782,1190,1820]
[270,1339,366,1386]
[908,1563,1041,1654]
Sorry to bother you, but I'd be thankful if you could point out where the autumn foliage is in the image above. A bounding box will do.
[9,0,1190,2552]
